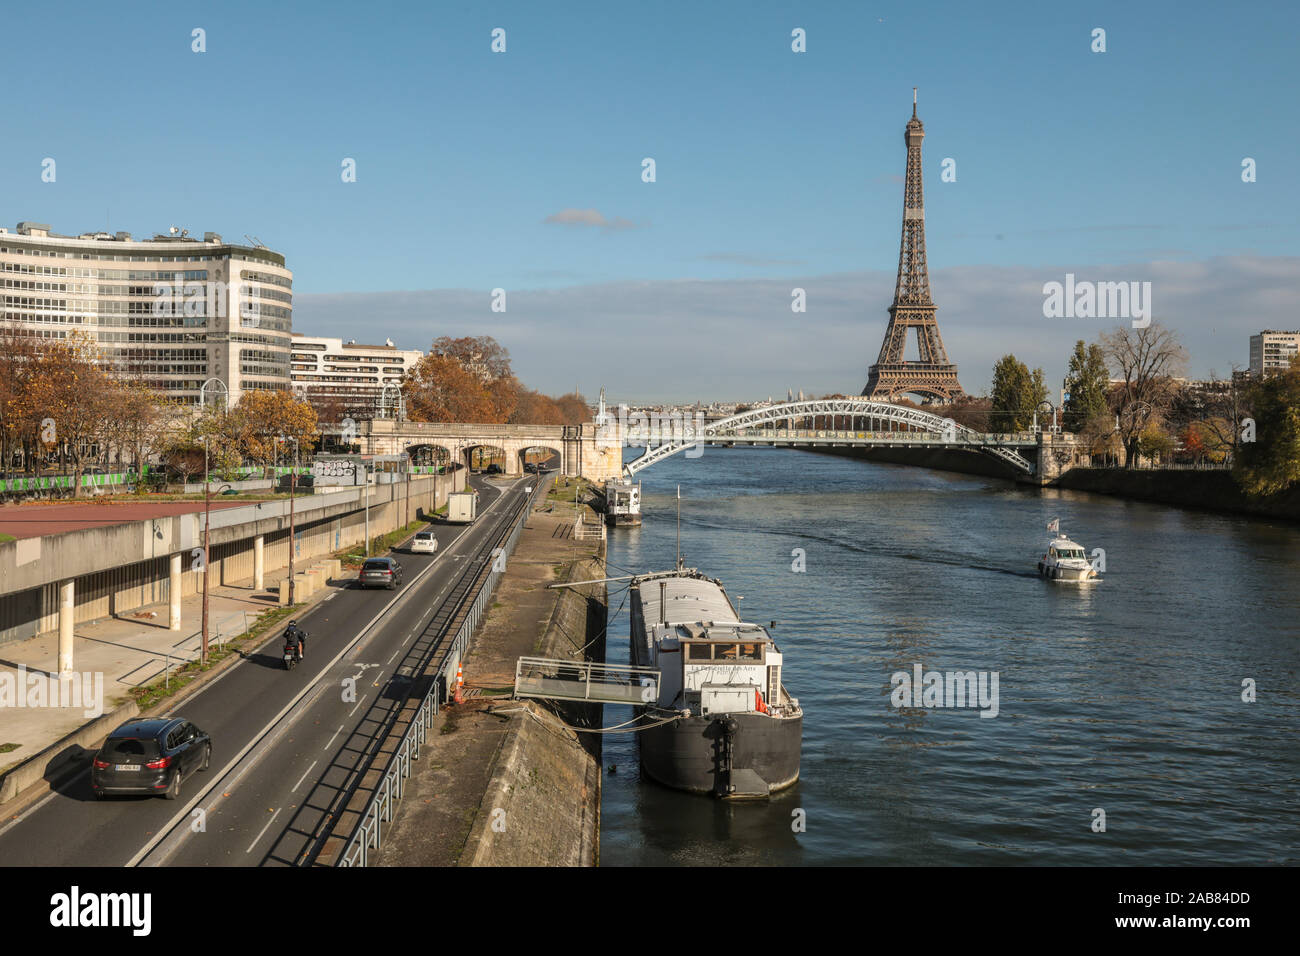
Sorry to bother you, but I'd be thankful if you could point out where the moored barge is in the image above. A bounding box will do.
[630,570,802,798]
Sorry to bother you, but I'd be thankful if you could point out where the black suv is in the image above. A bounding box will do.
[91,718,211,800]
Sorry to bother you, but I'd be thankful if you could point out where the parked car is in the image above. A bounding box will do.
[409,531,438,555]
[359,557,403,589]
[90,718,211,801]
[486,463,503,475]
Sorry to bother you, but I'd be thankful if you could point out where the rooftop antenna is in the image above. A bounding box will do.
[913,86,918,119]
[243,234,256,246]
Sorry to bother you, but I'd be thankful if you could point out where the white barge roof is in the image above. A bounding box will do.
[639,576,740,627]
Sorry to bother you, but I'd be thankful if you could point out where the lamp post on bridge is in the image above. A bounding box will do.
[278,436,300,605]
[1033,400,1059,436]
[201,481,233,667]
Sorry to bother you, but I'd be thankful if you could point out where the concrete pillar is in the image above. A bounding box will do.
[169,553,182,631]
[253,534,265,590]
[58,578,75,674]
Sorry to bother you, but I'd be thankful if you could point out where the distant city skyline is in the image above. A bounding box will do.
[4,0,1297,401]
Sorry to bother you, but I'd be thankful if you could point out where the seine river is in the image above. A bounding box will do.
[599,446,1300,865]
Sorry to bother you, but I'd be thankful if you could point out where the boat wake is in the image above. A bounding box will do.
[647,508,1041,580]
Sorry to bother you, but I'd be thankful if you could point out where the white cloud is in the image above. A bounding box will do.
[542,208,639,231]
[293,256,1300,402]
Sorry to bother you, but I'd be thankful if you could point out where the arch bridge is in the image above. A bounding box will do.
[622,399,1038,477]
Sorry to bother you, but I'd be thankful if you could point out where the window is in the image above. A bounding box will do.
[687,643,712,661]
[106,737,157,759]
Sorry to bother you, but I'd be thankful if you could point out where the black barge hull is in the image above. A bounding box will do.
[639,711,801,798]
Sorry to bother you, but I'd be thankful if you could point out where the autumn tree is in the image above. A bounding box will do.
[22,334,114,495]
[1234,356,1300,496]
[0,325,39,472]
[946,394,992,433]
[233,388,318,466]
[552,392,592,424]
[509,388,565,425]
[1100,322,1188,468]
[103,380,173,475]
[430,336,513,382]
[405,354,497,422]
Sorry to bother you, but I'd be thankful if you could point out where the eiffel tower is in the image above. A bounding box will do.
[863,90,963,403]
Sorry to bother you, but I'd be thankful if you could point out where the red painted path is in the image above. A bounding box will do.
[0,500,251,541]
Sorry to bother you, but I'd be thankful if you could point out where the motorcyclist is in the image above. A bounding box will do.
[284,620,306,660]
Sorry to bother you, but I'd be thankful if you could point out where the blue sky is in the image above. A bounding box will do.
[3,0,1298,399]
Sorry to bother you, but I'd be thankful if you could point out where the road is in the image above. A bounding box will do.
[0,474,539,867]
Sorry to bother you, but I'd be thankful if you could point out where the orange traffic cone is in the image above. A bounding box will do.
[453,661,464,704]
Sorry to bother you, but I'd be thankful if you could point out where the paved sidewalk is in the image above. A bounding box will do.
[0,563,332,774]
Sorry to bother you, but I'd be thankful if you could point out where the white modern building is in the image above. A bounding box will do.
[289,333,423,419]
[0,221,292,405]
[1249,330,1300,377]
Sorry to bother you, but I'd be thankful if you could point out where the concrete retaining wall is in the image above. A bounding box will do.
[812,444,1025,481]
[458,555,605,867]
[1052,468,1300,521]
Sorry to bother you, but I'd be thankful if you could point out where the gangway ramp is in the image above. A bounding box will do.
[514,656,659,705]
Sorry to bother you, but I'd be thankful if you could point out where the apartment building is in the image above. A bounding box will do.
[0,221,292,404]
[1249,330,1300,377]
[289,333,423,420]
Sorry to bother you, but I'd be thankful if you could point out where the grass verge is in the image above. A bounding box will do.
[127,603,303,712]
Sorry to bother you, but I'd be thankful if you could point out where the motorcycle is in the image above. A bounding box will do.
[283,643,301,670]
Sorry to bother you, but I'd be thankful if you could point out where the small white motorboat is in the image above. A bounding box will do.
[1037,525,1100,583]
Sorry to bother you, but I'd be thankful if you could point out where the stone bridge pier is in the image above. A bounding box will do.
[1024,432,1083,485]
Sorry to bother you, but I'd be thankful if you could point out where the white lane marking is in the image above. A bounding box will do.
[348,693,368,718]
[124,478,522,867]
[387,647,401,664]
[324,725,344,751]
[246,807,282,854]
[291,761,318,793]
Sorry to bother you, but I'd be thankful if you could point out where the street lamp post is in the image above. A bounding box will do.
[198,378,227,669]
[199,377,228,496]
[1033,400,1059,435]
[201,481,233,667]
[282,436,300,605]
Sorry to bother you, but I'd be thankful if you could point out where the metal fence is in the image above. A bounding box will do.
[515,656,659,704]
[573,514,606,540]
[337,482,540,867]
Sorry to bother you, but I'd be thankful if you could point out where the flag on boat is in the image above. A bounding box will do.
[1047,518,1060,533]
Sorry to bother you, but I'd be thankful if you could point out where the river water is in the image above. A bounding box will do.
[599,446,1300,865]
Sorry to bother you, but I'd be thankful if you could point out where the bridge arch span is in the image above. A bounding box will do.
[622,399,1034,476]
